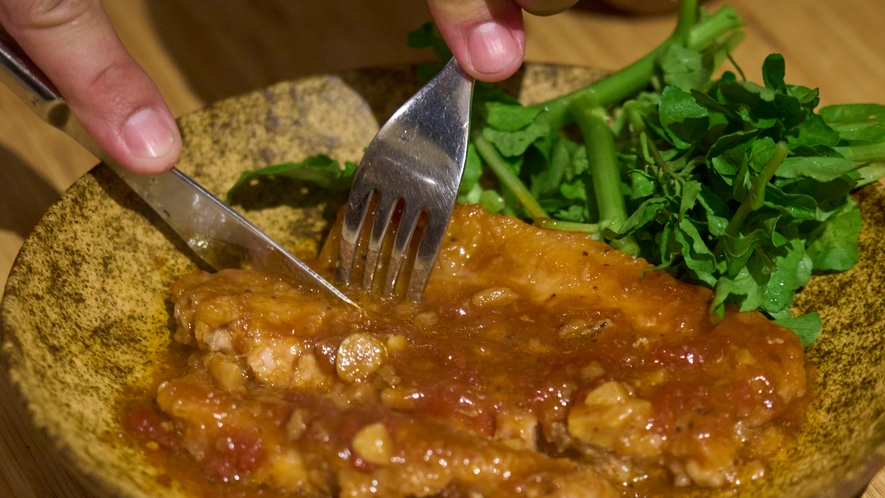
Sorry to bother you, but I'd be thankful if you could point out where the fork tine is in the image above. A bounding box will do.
[361,193,399,292]
[337,182,374,285]
[337,58,473,301]
[405,213,450,302]
[381,204,423,298]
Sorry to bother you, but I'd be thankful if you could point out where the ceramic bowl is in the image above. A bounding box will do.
[2,64,885,497]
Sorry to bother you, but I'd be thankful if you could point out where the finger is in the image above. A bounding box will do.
[0,0,181,174]
[427,0,526,82]
[515,0,579,16]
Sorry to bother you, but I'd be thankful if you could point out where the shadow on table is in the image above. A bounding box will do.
[573,0,692,16]
[143,0,665,108]
[0,369,91,497]
[145,0,436,106]
[0,146,60,239]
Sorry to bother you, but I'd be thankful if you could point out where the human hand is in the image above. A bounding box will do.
[427,0,578,82]
[0,0,180,174]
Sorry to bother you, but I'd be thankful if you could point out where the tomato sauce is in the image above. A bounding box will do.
[119,204,812,497]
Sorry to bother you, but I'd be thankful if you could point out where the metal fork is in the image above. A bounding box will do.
[336,58,474,301]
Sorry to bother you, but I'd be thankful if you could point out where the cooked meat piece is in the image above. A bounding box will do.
[134,204,810,496]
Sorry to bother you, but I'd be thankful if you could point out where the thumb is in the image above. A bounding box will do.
[0,0,181,174]
[427,0,526,82]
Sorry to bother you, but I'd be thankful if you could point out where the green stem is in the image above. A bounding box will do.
[532,44,669,131]
[687,5,743,49]
[570,96,640,256]
[473,133,548,219]
[534,219,601,238]
[623,101,647,134]
[725,141,789,236]
[672,0,699,45]
[530,4,744,129]
[645,133,684,184]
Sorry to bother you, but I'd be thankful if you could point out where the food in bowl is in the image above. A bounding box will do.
[121,204,812,497]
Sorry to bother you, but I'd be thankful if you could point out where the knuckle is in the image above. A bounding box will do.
[4,0,96,31]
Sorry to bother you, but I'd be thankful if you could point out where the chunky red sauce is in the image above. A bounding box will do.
[120,204,812,497]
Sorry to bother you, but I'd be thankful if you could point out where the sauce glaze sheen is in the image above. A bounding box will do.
[121,204,811,497]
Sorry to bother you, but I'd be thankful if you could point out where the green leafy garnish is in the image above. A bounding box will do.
[226,154,356,204]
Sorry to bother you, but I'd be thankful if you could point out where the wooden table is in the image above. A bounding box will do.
[1,0,884,496]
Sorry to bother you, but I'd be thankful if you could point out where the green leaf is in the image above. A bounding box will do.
[679,180,702,217]
[696,179,732,218]
[659,45,713,92]
[706,212,729,237]
[675,217,718,286]
[484,102,543,131]
[820,103,885,144]
[406,22,452,61]
[761,53,786,89]
[788,85,820,111]
[457,182,483,205]
[225,154,355,203]
[719,228,773,275]
[763,184,818,220]
[630,169,656,199]
[773,313,822,347]
[691,88,739,119]
[775,156,861,182]
[659,86,711,149]
[482,121,551,157]
[473,81,521,106]
[656,222,676,267]
[530,136,571,198]
[569,145,591,178]
[852,162,885,188]
[790,113,841,149]
[479,190,506,214]
[776,176,854,211]
[820,103,885,124]
[619,197,671,235]
[805,202,862,271]
[710,259,768,319]
[458,144,483,197]
[557,204,588,222]
[760,238,812,314]
[708,130,756,179]
[719,81,805,129]
[560,179,588,201]
[748,137,777,173]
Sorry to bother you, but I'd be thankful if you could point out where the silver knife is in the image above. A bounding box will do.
[0,30,359,309]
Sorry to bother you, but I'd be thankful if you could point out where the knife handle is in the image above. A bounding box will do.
[0,28,60,101]
[0,27,110,161]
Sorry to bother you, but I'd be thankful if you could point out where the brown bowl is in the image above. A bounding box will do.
[2,64,885,497]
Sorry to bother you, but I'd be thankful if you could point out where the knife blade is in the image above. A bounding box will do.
[0,29,359,309]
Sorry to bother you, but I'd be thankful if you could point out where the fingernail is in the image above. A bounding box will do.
[467,22,520,76]
[123,108,176,158]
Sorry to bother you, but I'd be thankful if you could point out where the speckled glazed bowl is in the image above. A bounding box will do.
[2,65,885,498]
